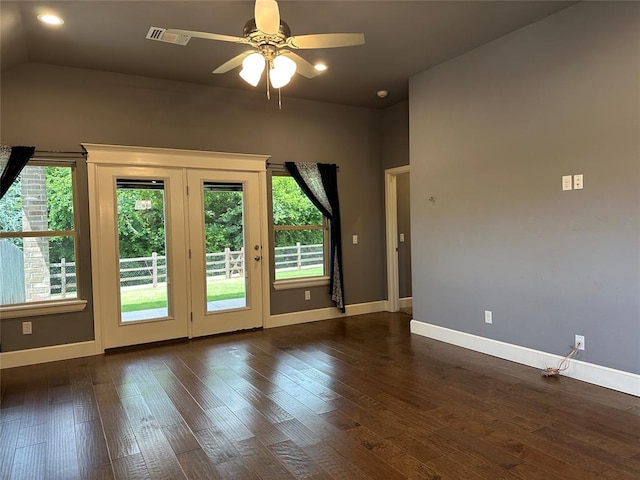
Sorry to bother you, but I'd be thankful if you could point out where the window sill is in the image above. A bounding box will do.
[273,276,330,291]
[0,299,88,319]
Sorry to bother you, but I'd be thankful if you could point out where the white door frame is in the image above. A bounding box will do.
[85,144,270,353]
[385,165,410,312]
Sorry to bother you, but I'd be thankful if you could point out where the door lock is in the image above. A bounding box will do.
[254,244,260,250]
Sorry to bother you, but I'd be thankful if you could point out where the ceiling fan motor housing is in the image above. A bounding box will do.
[243,18,291,41]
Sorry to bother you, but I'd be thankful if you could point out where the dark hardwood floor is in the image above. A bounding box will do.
[1,312,639,479]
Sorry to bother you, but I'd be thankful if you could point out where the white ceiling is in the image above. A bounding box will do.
[1,1,575,108]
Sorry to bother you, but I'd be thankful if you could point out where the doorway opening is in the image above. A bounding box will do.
[385,165,412,314]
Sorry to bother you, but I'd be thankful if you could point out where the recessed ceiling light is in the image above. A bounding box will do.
[377,90,389,98]
[314,63,328,72]
[38,14,64,26]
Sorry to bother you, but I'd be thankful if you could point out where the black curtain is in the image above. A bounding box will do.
[0,146,36,200]
[285,162,345,312]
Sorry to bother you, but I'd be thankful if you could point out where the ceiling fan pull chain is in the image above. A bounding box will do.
[278,88,282,110]
[266,71,271,100]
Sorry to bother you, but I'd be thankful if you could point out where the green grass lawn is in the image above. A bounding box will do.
[275,266,323,280]
[120,277,245,312]
[120,267,324,312]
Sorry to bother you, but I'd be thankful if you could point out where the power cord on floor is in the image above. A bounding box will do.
[541,342,581,377]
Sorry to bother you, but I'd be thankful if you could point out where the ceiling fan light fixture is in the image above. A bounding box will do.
[239,52,266,87]
[269,55,297,88]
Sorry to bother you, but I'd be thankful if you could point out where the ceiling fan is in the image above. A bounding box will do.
[147,0,365,97]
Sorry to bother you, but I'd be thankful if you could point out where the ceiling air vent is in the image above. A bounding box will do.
[146,27,190,46]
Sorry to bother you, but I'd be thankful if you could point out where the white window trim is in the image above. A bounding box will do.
[273,276,330,291]
[0,299,87,319]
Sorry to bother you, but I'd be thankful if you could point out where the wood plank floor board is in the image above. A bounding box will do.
[193,426,243,465]
[176,448,222,480]
[111,453,152,480]
[16,420,48,448]
[0,419,21,480]
[205,404,255,442]
[0,405,23,425]
[19,380,49,429]
[162,357,226,410]
[301,440,374,480]
[233,406,292,446]
[343,424,437,477]
[74,419,113,478]
[485,429,601,480]
[93,383,141,460]
[233,436,298,480]
[161,421,201,455]
[267,389,407,480]
[119,394,187,480]
[1,313,638,479]
[151,367,214,432]
[136,381,185,429]
[266,439,331,479]
[10,442,46,480]
[45,402,81,480]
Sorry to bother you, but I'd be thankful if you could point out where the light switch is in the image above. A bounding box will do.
[574,174,583,190]
[399,233,405,243]
[352,235,358,245]
[562,175,573,191]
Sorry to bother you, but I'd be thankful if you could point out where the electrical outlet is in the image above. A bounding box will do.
[575,334,585,350]
[22,321,32,335]
[304,290,311,301]
[352,235,358,245]
[484,310,492,324]
[562,175,573,191]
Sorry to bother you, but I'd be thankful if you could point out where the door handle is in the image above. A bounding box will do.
[254,255,261,261]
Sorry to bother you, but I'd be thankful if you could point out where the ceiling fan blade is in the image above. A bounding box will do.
[280,52,319,79]
[213,51,254,74]
[255,0,280,35]
[165,29,249,44]
[287,33,365,49]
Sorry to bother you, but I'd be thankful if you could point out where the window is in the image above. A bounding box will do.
[0,162,80,307]
[272,175,328,284]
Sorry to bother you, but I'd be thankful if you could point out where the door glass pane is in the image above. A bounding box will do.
[203,182,246,312]
[116,179,168,322]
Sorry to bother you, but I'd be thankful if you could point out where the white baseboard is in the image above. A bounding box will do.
[266,300,387,329]
[399,297,412,309]
[410,320,640,398]
[0,341,99,369]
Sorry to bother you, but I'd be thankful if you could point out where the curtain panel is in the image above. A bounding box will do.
[0,146,36,200]
[285,162,345,312]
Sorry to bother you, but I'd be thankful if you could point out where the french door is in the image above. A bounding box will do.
[91,162,264,349]
[187,169,263,337]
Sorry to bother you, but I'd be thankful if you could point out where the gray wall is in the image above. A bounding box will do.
[1,63,386,350]
[381,100,409,170]
[409,2,640,374]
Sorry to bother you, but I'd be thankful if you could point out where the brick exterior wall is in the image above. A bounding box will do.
[21,166,51,301]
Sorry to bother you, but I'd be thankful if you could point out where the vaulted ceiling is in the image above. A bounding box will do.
[1,1,575,108]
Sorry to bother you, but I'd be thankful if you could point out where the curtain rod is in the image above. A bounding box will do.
[267,161,340,171]
[35,149,86,156]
